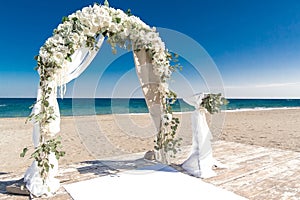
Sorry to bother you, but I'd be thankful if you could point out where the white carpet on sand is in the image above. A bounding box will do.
[64,164,247,200]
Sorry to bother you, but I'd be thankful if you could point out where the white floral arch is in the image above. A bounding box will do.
[23,2,181,197]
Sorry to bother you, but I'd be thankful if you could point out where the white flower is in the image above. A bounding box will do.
[109,23,119,33]
[82,6,92,16]
[82,27,93,36]
[91,16,101,27]
[162,113,172,124]
[80,17,92,27]
[53,52,64,64]
[70,32,80,43]
[57,24,64,31]
[101,15,112,28]
[158,82,169,94]
[164,67,172,78]
[145,32,158,42]
[90,25,99,34]
[52,34,64,45]
[115,9,128,19]
[68,13,77,19]
[39,49,50,61]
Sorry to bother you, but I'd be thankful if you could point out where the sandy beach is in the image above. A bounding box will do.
[0,109,299,174]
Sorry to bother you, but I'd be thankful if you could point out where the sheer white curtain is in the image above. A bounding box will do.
[133,49,167,162]
[133,49,162,132]
[182,93,227,178]
[24,37,104,197]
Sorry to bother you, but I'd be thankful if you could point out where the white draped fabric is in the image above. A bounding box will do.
[182,93,227,178]
[133,49,162,132]
[133,49,167,163]
[24,37,105,196]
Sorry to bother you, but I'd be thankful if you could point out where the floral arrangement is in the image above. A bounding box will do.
[23,1,181,181]
[201,93,228,114]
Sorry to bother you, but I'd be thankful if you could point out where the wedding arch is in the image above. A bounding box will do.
[23,2,181,197]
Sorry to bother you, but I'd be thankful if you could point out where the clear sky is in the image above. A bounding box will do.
[0,0,299,98]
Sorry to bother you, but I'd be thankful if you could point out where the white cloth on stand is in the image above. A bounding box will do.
[182,93,227,178]
[24,153,59,197]
[24,37,104,197]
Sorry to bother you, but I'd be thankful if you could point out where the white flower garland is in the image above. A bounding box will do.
[29,3,181,181]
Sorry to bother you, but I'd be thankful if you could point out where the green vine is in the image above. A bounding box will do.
[20,137,65,182]
[154,90,183,159]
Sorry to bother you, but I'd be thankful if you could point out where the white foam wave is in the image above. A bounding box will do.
[224,107,300,113]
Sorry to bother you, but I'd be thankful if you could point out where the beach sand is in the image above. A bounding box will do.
[0,109,299,174]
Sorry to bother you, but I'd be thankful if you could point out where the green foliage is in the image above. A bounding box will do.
[104,0,109,7]
[62,16,69,23]
[20,147,28,158]
[21,137,65,181]
[113,17,121,24]
[167,52,182,72]
[126,9,133,16]
[201,93,228,114]
[154,90,182,159]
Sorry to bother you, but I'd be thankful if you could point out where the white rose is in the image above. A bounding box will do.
[153,43,162,52]
[80,17,92,27]
[52,34,64,45]
[45,37,54,46]
[68,13,76,19]
[70,32,80,43]
[109,23,119,33]
[145,32,157,42]
[82,27,93,36]
[57,24,64,31]
[101,15,112,28]
[115,9,128,19]
[53,52,64,64]
[91,16,101,27]
[82,6,92,16]
[92,4,101,14]
[39,49,50,59]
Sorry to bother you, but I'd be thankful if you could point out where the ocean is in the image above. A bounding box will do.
[0,98,300,118]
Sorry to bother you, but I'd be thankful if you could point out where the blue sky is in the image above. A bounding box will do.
[0,0,299,98]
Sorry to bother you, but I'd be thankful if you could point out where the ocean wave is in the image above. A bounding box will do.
[0,104,6,107]
[224,107,300,112]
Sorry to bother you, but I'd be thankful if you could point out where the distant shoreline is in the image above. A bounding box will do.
[1,98,300,118]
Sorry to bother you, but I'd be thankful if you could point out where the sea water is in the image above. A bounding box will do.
[0,98,300,118]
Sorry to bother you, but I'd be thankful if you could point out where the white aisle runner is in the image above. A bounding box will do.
[64,164,247,200]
